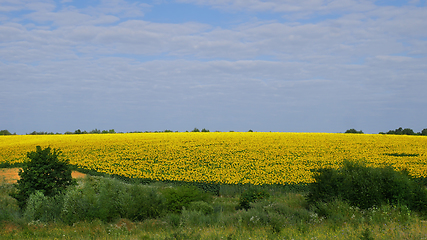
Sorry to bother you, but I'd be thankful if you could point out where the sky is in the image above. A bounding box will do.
[1,0,427,134]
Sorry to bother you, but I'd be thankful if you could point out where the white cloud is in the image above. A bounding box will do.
[1,0,426,133]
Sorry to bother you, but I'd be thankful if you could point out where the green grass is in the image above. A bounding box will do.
[1,171,427,239]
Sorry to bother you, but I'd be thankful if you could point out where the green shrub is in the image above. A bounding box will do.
[12,146,76,209]
[123,184,165,221]
[236,187,270,210]
[307,160,427,212]
[23,191,63,222]
[0,184,20,222]
[61,176,165,224]
[61,185,98,224]
[162,185,212,213]
[96,177,127,222]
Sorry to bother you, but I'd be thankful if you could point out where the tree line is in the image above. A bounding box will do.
[0,128,233,135]
[345,127,427,136]
[2,127,427,136]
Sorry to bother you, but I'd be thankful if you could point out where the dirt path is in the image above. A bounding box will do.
[0,168,86,184]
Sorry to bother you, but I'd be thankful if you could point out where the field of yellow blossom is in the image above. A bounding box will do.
[1,132,426,185]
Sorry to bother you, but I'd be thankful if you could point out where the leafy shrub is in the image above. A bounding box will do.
[61,185,98,224]
[61,176,165,224]
[307,160,427,212]
[236,187,270,210]
[23,191,63,222]
[162,185,212,213]
[96,177,127,222]
[123,184,165,221]
[12,146,76,209]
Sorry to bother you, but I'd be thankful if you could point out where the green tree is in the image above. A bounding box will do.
[89,129,101,134]
[191,128,200,132]
[402,128,415,135]
[345,129,363,134]
[11,146,76,209]
[0,129,12,135]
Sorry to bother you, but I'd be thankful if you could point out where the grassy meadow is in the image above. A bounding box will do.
[1,132,427,239]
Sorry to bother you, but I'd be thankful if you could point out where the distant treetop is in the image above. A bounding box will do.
[345,129,363,134]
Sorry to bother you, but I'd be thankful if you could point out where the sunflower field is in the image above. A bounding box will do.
[0,132,426,185]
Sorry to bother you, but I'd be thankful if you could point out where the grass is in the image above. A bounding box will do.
[1,172,427,239]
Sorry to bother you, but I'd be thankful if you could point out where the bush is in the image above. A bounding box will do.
[61,176,165,224]
[23,191,63,222]
[123,184,165,221]
[236,187,270,210]
[307,160,427,212]
[61,185,98,224]
[12,146,76,209]
[162,185,212,213]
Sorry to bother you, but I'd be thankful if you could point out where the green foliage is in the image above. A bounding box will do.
[360,228,375,240]
[382,127,419,135]
[0,183,20,222]
[12,146,76,210]
[28,131,57,135]
[345,129,363,134]
[188,201,214,215]
[2,173,427,238]
[191,128,200,132]
[121,183,165,221]
[61,176,166,224]
[307,160,427,212]
[180,181,220,196]
[23,191,63,222]
[162,185,212,213]
[61,183,98,224]
[201,128,210,132]
[236,187,270,210]
[0,129,13,135]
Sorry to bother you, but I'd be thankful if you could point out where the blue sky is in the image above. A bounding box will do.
[1,0,427,134]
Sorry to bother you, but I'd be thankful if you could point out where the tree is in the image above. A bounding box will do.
[90,129,101,134]
[421,128,427,136]
[402,128,415,135]
[345,129,363,134]
[12,146,76,209]
[0,129,12,135]
[191,128,200,132]
[385,127,416,135]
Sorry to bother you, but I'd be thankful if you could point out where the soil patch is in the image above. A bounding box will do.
[0,168,86,184]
